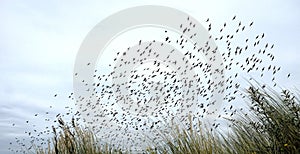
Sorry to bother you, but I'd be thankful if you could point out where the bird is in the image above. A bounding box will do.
[249,22,254,27]
[232,15,236,20]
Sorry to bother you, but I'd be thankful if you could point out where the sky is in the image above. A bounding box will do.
[0,0,299,153]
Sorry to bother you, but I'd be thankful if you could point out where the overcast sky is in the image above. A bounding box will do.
[0,0,299,153]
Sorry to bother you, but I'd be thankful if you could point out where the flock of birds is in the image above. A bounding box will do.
[9,15,292,153]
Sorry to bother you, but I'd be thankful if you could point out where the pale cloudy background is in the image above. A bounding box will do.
[0,0,299,153]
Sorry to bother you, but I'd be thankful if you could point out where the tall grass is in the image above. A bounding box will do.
[153,116,226,154]
[30,85,299,154]
[221,86,300,153]
[34,117,123,154]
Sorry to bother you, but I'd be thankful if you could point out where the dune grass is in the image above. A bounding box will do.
[34,117,123,154]
[29,85,299,154]
[220,86,300,154]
